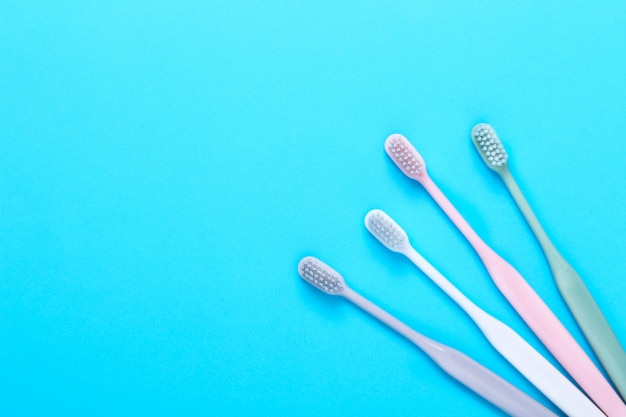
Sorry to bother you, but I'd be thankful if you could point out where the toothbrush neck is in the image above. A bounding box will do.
[403,246,482,319]
[342,288,442,357]
[499,169,568,271]
[420,174,494,260]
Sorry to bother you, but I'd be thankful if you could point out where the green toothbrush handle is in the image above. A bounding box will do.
[553,263,626,399]
[501,168,626,400]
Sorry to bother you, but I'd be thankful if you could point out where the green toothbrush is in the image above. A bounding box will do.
[470,123,626,401]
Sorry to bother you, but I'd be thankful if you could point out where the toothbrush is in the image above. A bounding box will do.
[364,209,604,417]
[471,122,626,401]
[298,256,560,417]
[385,133,626,417]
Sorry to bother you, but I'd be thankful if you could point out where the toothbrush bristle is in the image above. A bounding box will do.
[364,209,409,253]
[298,257,346,295]
[471,123,508,168]
[385,134,426,179]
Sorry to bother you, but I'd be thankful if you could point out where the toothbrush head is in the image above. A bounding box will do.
[471,123,509,171]
[298,257,346,295]
[385,134,426,180]
[364,209,410,253]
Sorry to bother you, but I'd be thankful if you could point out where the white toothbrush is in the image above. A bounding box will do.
[363,209,605,417]
[298,256,559,417]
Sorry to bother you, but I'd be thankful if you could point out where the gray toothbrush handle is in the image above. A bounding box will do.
[430,344,558,417]
[343,289,558,417]
[501,168,626,400]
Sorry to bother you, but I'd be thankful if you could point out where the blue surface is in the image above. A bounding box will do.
[1,1,625,416]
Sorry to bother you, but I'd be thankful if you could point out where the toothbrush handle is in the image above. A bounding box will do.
[343,289,559,417]
[501,168,626,401]
[554,264,626,400]
[428,342,559,417]
[473,309,605,417]
[421,175,626,417]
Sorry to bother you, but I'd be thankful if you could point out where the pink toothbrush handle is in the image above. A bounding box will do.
[422,174,626,417]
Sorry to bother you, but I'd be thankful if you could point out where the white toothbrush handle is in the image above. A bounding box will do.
[343,288,559,417]
[473,310,606,417]
[403,247,605,417]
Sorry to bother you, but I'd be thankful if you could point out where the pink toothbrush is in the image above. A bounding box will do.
[384,133,626,417]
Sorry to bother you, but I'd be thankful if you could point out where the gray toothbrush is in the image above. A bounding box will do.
[471,123,626,401]
[298,256,559,417]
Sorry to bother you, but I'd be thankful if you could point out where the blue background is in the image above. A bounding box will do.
[1,1,625,416]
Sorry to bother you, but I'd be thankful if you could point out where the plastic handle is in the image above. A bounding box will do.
[341,288,559,417]
[404,247,605,417]
[501,168,626,401]
[429,344,560,417]
[555,264,626,399]
[420,174,626,417]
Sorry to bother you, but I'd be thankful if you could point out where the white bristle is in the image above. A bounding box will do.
[298,257,345,295]
[364,209,409,253]
[385,134,426,179]
[472,123,508,168]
